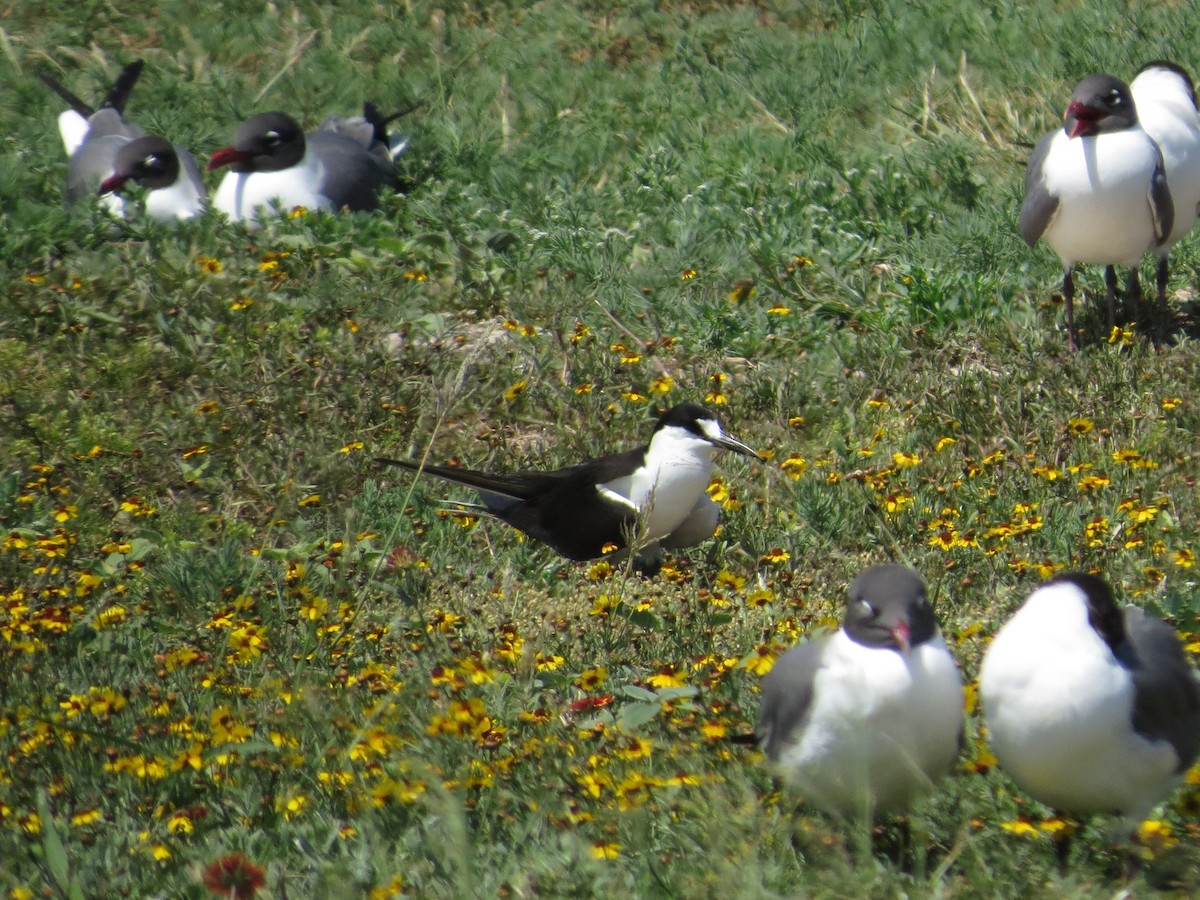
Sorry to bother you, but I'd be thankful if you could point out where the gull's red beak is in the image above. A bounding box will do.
[1065,101,1103,139]
[98,174,128,195]
[207,146,250,172]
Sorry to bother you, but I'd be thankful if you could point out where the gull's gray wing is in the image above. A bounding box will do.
[1124,605,1200,772]
[176,145,206,196]
[65,110,145,205]
[308,130,397,212]
[317,113,376,148]
[756,637,829,761]
[1148,141,1175,245]
[1019,131,1060,247]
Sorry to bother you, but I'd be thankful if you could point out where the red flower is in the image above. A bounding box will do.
[202,853,266,899]
[568,694,614,714]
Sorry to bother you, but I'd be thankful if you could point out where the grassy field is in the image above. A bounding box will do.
[3,0,1200,895]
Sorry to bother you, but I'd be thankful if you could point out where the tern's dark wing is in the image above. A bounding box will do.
[376,447,647,561]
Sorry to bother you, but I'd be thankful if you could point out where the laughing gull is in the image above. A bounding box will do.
[98,135,206,221]
[755,565,964,817]
[980,573,1200,828]
[1020,73,1174,350]
[375,403,760,569]
[1130,61,1200,332]
[38,61,204,221]
[208,107,400,225]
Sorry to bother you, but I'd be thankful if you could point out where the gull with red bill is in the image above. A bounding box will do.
[38,60,204,222]
[98,135,206,221]
[1019,73,1174,349]
[209,106,402,226]
[754,565,964,818]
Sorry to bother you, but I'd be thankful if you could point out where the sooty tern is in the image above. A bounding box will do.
[376,403,760,569]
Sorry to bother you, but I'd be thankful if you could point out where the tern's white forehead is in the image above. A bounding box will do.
[695,418,723,441]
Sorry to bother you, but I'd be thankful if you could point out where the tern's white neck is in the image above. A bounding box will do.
[603,424,718,542]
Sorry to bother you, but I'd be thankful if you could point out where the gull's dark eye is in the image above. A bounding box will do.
[1106,89,1123,107]
[265,130,282,145]
[142,155,163,171]
[858,599,876,617]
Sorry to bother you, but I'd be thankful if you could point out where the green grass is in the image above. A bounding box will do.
[3,0,1200,896]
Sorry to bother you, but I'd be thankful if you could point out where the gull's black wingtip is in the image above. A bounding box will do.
[37,69,93,117]
[104,60,145,113]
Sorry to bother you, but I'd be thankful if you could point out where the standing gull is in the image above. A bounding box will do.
[755,565,964,817]
[1020,73,1173,349]
[1130,60,1200,334]
[981,573,1200,839]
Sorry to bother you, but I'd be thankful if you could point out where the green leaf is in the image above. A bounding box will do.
[36,788,71,895]
[575,710,615,730]
[274,233,315,249]
[656,686,699,702]
[485,229,520,253]
[620,607,663,630]
[618,685,659,702]
[127,538,157,561]
[616,702,661,730]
